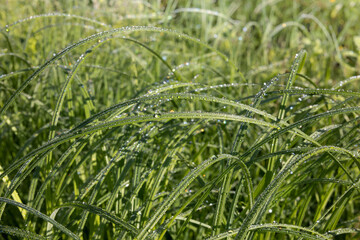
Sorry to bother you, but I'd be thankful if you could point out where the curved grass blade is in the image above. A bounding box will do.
[0,197,79,240]
[294,178,354,188]
[0,164,26,219]
[231,75,280,153]
[0,225,46,240]
[234,146,359,240]
[309,180,359,232]
[4,12,111,30]
[334,75,360,89]
[217,75,279,234]
[160,105,360,236]
[3,106,358,230]
[0,52,32,67]
[31,140,85,211]
[3,105,359,190]
[0,111,278,182]
[136,154,237,239]
[0,67,37,81]
[48,41,105,142]
[172,8,239,25]
[0,151,50,219]
[72,92,278,131]
[59,201,138,235]
[269,22,310,39]
[121,37,184,81]
[178,156,253,237]
[268,50,306,187]
[0,26,237,116]
[326,228,360,237]
[141,122,203,223]
[227,176,244,229]
[158,187,207,240]
[299,14,333,48]
[76,142,127,237]
[212,156,254,235]
[44,41,107,214]
[207,223,331,240]
[269,88,360,98]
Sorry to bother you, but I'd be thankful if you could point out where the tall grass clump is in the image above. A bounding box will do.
[1,0,360,239]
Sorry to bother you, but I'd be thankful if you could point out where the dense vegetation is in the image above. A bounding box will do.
[1,0,360,239]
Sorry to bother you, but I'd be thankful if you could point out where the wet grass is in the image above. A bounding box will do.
[0,0,360,239]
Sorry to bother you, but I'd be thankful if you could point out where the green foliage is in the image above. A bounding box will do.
[0,0,359,239]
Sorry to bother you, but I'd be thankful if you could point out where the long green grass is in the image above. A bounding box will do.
[1,0,360,239]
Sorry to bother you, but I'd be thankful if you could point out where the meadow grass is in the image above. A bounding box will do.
[0,0,360,239]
